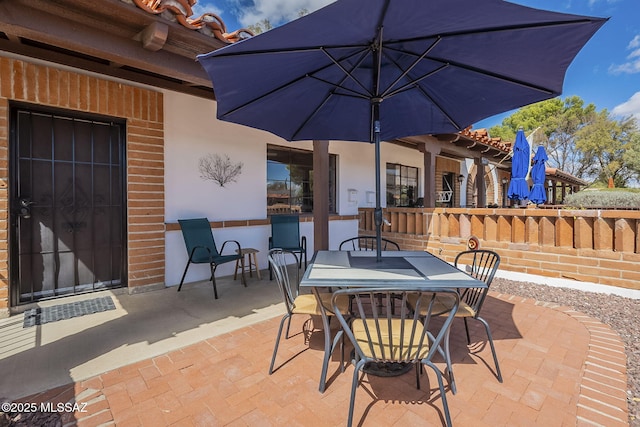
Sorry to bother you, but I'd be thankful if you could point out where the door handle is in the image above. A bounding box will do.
[18,198,34,219]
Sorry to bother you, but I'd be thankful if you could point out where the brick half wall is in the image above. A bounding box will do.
[359,207,640,291]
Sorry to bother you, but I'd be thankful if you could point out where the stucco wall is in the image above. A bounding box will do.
[161,90,426,285]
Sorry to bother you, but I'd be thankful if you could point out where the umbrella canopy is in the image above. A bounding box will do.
[528,145,549,205]
[197,0,606,259]
[507,129,531,203]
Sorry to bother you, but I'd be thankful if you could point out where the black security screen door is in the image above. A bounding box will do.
[10,106,126,305]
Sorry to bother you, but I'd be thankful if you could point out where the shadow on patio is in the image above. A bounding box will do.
[1,273,629,426]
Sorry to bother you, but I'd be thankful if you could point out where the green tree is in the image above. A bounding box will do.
[489,96,597,177]
[576,112,638,187]
[624,131,640,182]
[247,19,272,35]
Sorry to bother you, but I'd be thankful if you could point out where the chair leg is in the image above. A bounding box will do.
[269,314,291,374]
[443,327,457,394]
[463,317,471,344]
[426,327,456,394]
[233,258,240,280]
[424,360,453,427]
[319,317,342,393]
[210,264,219,299]
[477,316,503,382]
[240,256,247,287]
[284,314,294,339]
[177,261,191,291]
[347,360,366,427]
[252,252,262,280]
[340,331,346,372]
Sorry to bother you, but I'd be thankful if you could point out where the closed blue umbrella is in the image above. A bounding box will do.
[529,146,548,205]
[507,129,531,204]
[197,0,606,260]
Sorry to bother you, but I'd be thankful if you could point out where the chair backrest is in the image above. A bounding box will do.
[338,236,400,251]
[270,214,301,249]
[267,248,300,314]
[178,218,220,258]
[454,249,500,316]
[332,288,459,364]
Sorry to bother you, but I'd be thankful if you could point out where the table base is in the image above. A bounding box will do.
[363,361,414,377]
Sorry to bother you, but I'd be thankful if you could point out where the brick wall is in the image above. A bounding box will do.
[0,55,165,311]
[359,207,640,291]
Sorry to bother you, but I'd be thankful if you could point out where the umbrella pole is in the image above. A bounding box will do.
[373,103,382,262]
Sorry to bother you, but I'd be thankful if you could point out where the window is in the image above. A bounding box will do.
[386,163,419,207]
[267,145,336,214]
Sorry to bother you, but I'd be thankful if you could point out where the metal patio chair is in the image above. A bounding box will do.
[449,250,502,384]
[267,248,350,393]
[268,214,307,280]
[410,249,502,394]
[177,218,246,299]
[332,288,460,427]
[339,236,400,251]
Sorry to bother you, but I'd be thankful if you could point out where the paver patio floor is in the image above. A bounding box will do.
[10,286,628,427]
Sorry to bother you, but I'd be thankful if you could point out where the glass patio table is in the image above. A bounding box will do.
[299,250,486,389]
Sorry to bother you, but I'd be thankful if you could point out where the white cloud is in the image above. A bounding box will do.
[612,92,640,120]
[609,35,640,75]
[587,0,622,7]
[588,0,622,5]
[233,0,334,28]
[191,1,223,18]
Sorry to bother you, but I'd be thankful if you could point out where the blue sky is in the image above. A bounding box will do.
[193,0,640,130]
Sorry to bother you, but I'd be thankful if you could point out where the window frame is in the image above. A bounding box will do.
[385,162,419,207]
[266,144,337,214]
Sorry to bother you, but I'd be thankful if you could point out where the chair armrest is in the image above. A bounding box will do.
[301,235,307,250]
[220,240,242,255]
[188,245,212,261]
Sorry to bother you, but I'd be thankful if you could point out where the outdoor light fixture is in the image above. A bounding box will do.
[501,177,508,185]
[457,174,465,184]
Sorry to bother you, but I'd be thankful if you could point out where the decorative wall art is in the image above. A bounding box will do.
[199,153,243,187]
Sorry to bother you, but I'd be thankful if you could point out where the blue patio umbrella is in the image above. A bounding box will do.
[507,129,531,204]
[197,0,606,261]
[529,145,549,205]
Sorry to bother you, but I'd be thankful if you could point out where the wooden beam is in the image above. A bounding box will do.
[475,157,487,208]
[135,22,168,51]
[422,148,437,208]
[0,39,215,100]
[0,1,213,87]
[313,140,330,251]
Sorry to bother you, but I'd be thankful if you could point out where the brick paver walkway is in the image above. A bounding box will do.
[17,292,628,426]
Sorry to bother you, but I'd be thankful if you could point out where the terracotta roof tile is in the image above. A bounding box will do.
[130,0,254,43]
[460,126,510,153]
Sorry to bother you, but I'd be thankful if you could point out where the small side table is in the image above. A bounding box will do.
[235,248,261,280]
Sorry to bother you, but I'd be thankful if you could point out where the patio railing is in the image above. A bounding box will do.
[358,207,640,291]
